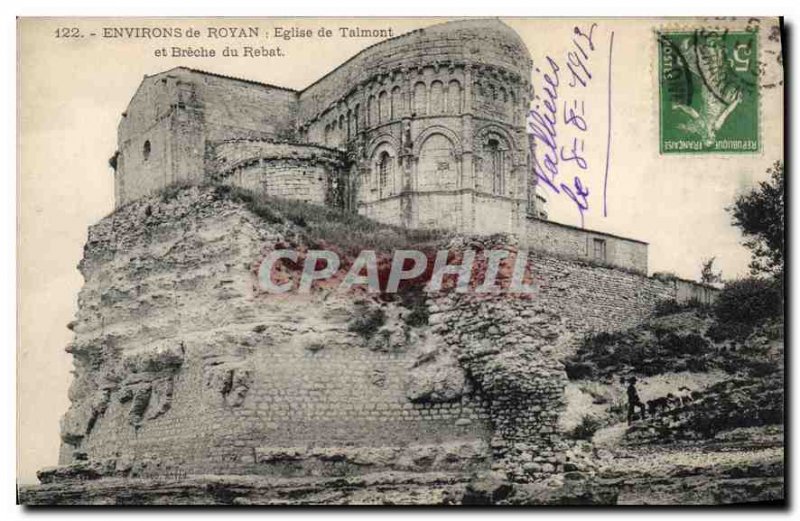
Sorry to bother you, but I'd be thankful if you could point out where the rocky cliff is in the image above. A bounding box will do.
[43,186,574,486]
[20,185,782,505]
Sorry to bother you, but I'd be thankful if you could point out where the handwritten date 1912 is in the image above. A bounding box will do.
[529,55,590,227]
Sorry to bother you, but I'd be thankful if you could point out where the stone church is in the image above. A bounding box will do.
[111,19,648,272]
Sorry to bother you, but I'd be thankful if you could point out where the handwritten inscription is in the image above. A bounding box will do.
[529,23,613,227]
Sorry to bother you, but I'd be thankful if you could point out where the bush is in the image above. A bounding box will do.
[565,362,595,380]
[398,287,429,327]
[652,271,680,282]
[569,415,602,440]
[653,298,711,317]
[711,278,783,341]
[684,375,784,437]
[158,180,195,203]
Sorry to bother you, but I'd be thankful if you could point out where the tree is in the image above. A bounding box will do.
[699,256,722,286]
[728,161,784,280]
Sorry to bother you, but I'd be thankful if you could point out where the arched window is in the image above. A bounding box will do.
[486,138,504,195]
[378,91,389,123]
[391,86,402,119]
[378,151,392,196]
[413,82,427,116]
[353,104,360,134]
[430,81,444,114]
[447,80,461,114]
[417,133,457,191]
[368,95,377,127]
[143,140,151,161]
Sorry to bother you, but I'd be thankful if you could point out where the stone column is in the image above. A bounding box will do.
[461,65,476,231]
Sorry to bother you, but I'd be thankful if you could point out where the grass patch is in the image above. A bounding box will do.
[158,180,195,203]
[215,185,449,257]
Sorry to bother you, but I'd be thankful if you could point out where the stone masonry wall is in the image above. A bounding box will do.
[115,68,300,207]
[211,140,345,205]
[297,19,531,126]
[524,219,649,274]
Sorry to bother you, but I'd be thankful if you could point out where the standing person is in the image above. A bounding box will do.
[626,377,646,424]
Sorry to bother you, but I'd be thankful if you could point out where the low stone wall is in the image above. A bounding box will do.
[211,140,345,205]
[673,278,718,305]
[524,219,648,274]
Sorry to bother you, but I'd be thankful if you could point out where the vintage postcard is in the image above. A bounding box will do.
[17,16,784,506]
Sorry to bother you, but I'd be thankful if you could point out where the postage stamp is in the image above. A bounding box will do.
[658,29,759,153]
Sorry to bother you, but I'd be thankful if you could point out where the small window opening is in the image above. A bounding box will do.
[593,238,607,262]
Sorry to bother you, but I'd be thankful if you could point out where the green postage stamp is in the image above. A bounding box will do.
[659,29,759,153]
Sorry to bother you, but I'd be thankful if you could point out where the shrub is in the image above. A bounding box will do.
[652,271,680,282]
[565,361,595,380]
[711,277,783,341]
[158,180,195,203]
[569,415,602,440]
[653,298,712,317]
[398,287,429,328]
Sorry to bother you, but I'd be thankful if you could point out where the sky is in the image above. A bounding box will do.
[17,17,783,483]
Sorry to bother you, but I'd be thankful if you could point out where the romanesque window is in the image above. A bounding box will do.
[417,133,457,191]
[143,140,151,161]
[413,82,427,116]
[368,95,377,127]
[510,89,518,124]
[391,86,402,120]
[486,138,504,195]
[346,110,352,139]
[378,151,392,195]
[378,91,389,123]
[353,104,360,134]
[447,80,462,113]
[430,81,444,114]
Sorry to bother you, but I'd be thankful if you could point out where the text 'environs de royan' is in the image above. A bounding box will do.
[100,26,395,40]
